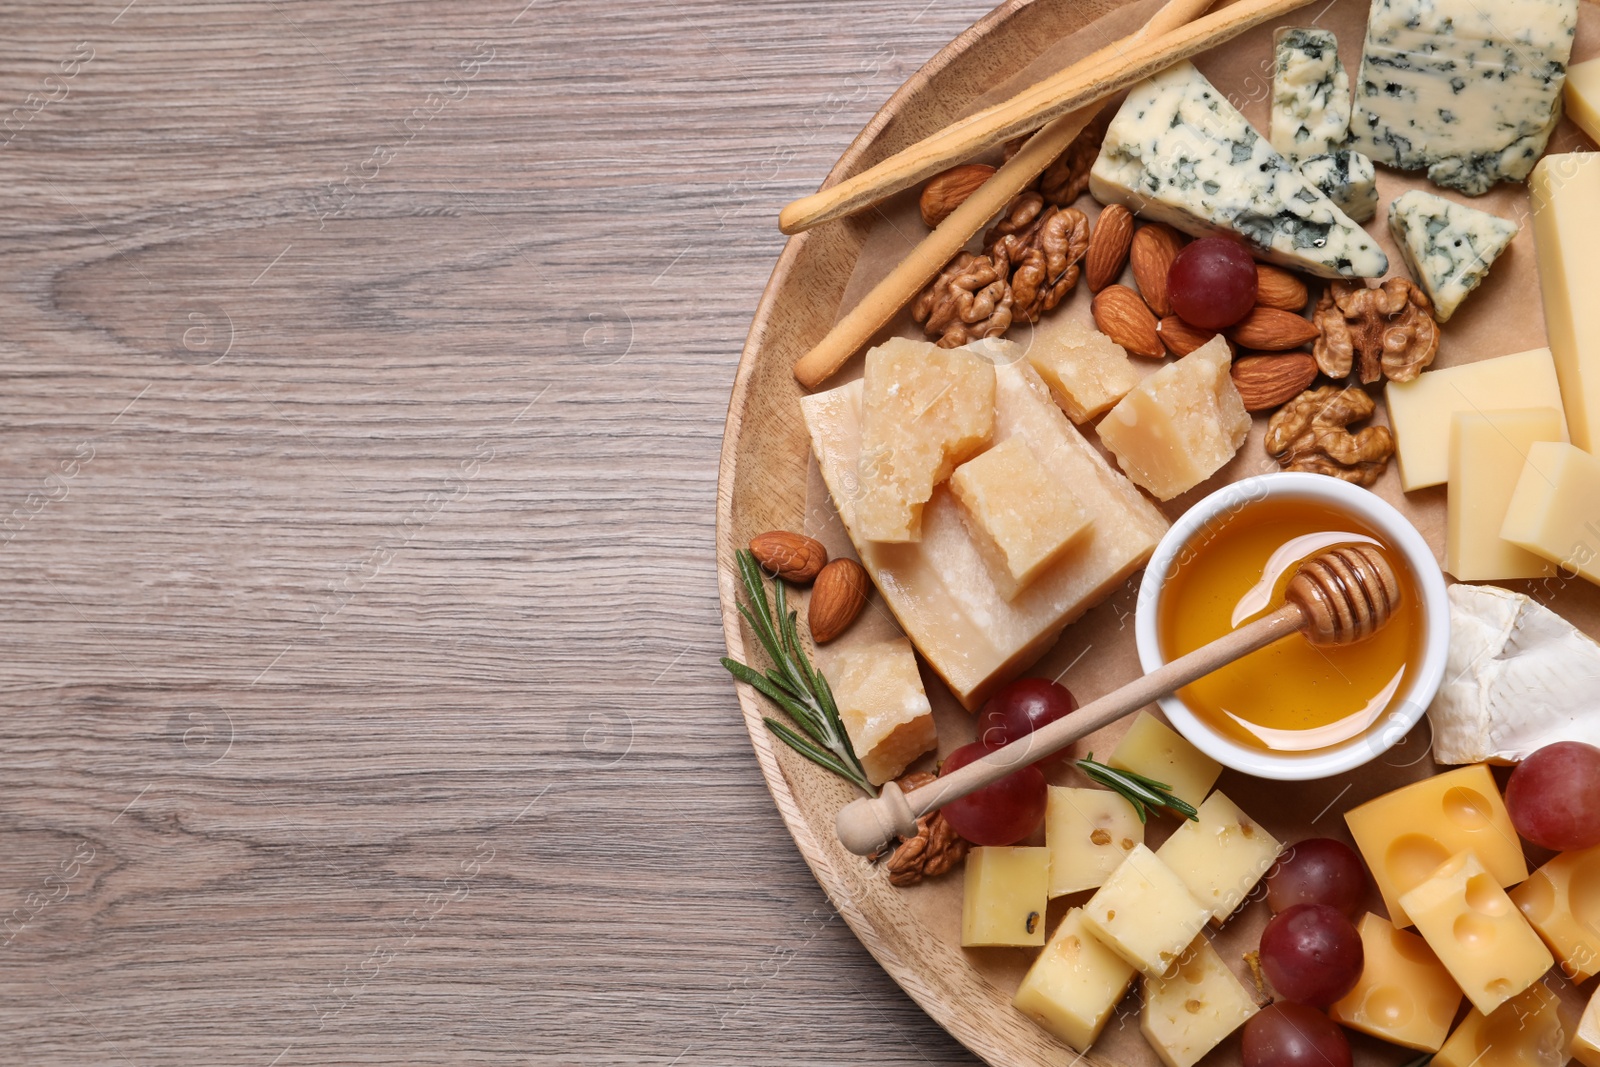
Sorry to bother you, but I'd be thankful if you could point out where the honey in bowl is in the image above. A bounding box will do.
[1157,497,1424,753]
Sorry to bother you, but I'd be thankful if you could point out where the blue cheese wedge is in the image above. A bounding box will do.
[1271,28,1352,158]
[1387,188,1518,322]
[1298,150,1378,222]
[1091,61,1387,279]
[1351,0,1577,196]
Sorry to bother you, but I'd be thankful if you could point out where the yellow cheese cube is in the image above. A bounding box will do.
[1565,60,1600,144]
[1082,843,1211,977]
[1384,348,1567,491]
[801,356,1169,710]
[1141,938,1261,1067]
[1097,336,1250,501]
[1345,765,1528,927]
[962,846,1049,947]
[823,637,937,787]
[1501,441,1600,587]
[1330,913,1464,1052]
[1575,986,1600,1067]
[1108,711,1222,809]
[1531,155,1600,453]
[1400,850,1553,1016]
[1046,786,1143,897]
[1156,792,1281,924]
[1510,843,1600,983]
[1026,316,1141,424]
[1447,408,1564,582]
[855,337,996,543]
[1434,981,1576,1067]
[950,437,1094,600]
[1013,907,1137,1051]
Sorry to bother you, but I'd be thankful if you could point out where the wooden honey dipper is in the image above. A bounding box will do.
[835,543,1403,856]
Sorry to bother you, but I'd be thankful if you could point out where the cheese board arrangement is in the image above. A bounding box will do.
[715,0,1600,1064]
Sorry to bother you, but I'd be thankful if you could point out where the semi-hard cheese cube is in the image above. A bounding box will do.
[1299,150,1378,223]
[1157,792,1282,924]
[1026,316,1141,424]
[1330,913,1464,1052]
[1047,786,1143,897]
[1576,987,1600,1067]
[1387,190,1518,323]
[1141,938,1261,1067]
[1447,408,1564,581]
[824,637,937,787]
[1109,711,1221,808]
[1532,154,1600,452]
[1082,844,1211,977]
[1097,336,1250,501]
[802,356,1169,710]
[1567,58,1600,144]
[1502,442,1600,587]
[1013,907,1137,1051]
[1400,850,1554,1016]
[1271,28,1352,159]
[855,338,995,543]
[962,846,1049,947]
[1345,764,1527,927]
[1433,981,1576,1067]
[950,437,1093,601]
[1510,843,1600,983]
[1384,348,1567,490]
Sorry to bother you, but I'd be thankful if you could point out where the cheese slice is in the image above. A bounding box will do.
[1156,791,1281,925]
[1025,316,1141,424]
[1083,844,1212,977]
[1387,189,1518,323]
[823,637,937,787]
[1299,150,1378,223]
[1046,786,1142,897]
[1501,441,1600,586]
[1141,938,1260,1067]
[1532,154,1600,452]
[1433,980,1577,1067]
[1510,843,1600,983]
[963,846,1049,947]
[1014,907,1138,1052]
[1563,58,1600,146]
[1271,27,1352,159]
[1446,408,1563,581]
[1576,986,1600,1067]
[1108,711,1222,808]
[1330,913,1463,1052]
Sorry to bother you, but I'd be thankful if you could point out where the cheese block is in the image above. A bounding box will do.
[1299,150,1378,223]
[1082,844,1212,977]
[1350,0,1577,195]
[962,846,1049,947]
[1577,987,1600,1067]
[1399,850,1553,1015]
[801,352,1169,710]
[1387,190,1519,323]
[1345,764,1527,926]
[1271,28,1352,159]
[1025,316,1141,424]
[824,637,937,787]
[1330,913,1464,1052]
[854,338,995,543]
[1446,408,1563,581]
[1046,786,1143,897]
[1433,981,1577,1067]
[1156,791,1281,924]
[1141,938,1261,1067]
[950,437,1093,601]
[1108,711,1221,808]
[1384,348,1567,490]
[1511,844,1600,983]
[1566,58,1600,144]
[1532,154,1600,452]
[1090,61,1388,279]
[1502,441,1600,585]
[1428,584,1600,764]
[1097,336,1250,501]
[1013,908,1138,1052]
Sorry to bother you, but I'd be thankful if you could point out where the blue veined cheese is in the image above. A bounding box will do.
[1298,151,1378,222]
[1271,28,1352,158]
[1351,0,1577,196]
[1387,188,1518,322]
[1090,62,1388,279]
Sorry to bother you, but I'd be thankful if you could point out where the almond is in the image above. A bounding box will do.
[1085,204,1135,291]
[1231,352,1320,412]
[809,558,868,643]
[1130,223,1185,317]
[1255,264,1310,312]
[1157,316,1223,357]
[919,164,996,228]
[1092,285,1163,359]
[1225,306,1320,351]
[749,530,828,584]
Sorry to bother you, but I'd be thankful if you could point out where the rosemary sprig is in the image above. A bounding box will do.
[1076,754,1199,823]
[722,549,877,796]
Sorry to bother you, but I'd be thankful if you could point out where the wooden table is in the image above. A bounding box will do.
[0,0,995,1062]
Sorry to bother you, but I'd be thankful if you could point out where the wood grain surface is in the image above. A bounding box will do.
[0,1,994,1063]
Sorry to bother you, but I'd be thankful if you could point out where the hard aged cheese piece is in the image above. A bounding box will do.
[1577,987,1600,1067]
[1399,850,1554,1015]
[1013,907,1138,1052]
[1387,189,1519,323]
[1502,441,1600,585]
[1141,938,1261,1067]
[1447,408,1564,581]
[1433,981,1577,1067]
[1567,58,1600,143]
[1330,913,1464,1052]
[1345,764,1527,927]
[1511,844,1600,983]
[822,637,937,787]
[1047,786,1142,898]
[1097,336,1250,501]
[1082,843,1211,977]
[949,437,1093,601]
[855,338,995,543]
[1090,61,1388,279]
[1271,28,1352,159]
[801,353,1169,710]
[1532,154,1600,452]
[1108,711,1222,809]
[1156,792,1282,925]
[962,846,1049,947]
[1350,0,1577,196]
[1384,347,1567,490]
[1298,150,1379,223]
[1025,316,1141,424]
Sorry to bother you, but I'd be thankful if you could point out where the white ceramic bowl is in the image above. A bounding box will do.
[1133,472,1450,781]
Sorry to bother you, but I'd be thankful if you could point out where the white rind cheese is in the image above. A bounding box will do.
[1272,28,1352,159]
[1350,0,1577,196]
[1387,189,1518,322]
[1091,61,1388,279]
[1298,150,1378,222]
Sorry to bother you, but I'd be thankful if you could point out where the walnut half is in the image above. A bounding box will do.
[1312,278,1439,385]
[881,772,969,887]
[1265,385,1396,486]
[912,249,1015,348]
[985,193,1090,324]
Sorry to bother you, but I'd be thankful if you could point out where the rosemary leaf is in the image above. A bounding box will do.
[1076,755,1199,823]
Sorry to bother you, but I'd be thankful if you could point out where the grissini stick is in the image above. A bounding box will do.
[835,544,1402,857]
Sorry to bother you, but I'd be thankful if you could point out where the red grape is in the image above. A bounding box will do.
[1260,904,1364,1007]
[976,677,1078,768]
[1243,1003,1352,1067]
[1505,741,1600,851]
[1167,237,1258,330]
[1267,839,1369,917]
[938,741,1047,846]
